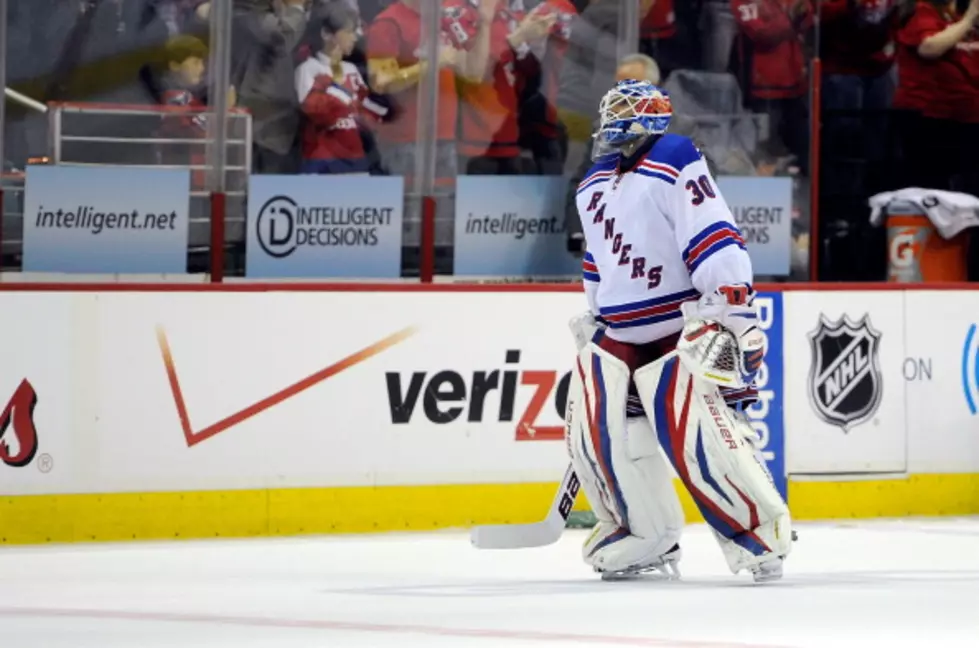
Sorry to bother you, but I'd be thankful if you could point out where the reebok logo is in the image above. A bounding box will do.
[385,350,571,441]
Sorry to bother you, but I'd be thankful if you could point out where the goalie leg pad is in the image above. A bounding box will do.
[634,354,792,575]
[567,343,684,574]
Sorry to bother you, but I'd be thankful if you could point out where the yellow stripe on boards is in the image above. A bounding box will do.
[789,473,979,519]
[1,474,976,545]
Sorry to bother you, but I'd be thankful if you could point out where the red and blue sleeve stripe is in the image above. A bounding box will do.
[582,252,600,283]
[598,288,699,329]
[682,222,747,274]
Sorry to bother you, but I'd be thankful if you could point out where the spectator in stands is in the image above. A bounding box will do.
[231,0,308,174]
[564,53,661,255]
[457,3,556,175]
[140,0,210,36]
[894,0,979,190]
[701,0,738,72]
[558,0,647,175]
[731,0,813,174]
[158,35,210,117]
[960,5,979,196]
[821,0,900,110]
[518,0,578,175]
[156,35,236,188]
[640,0,681,78]
[295,1,388,174]
[367,0,495,250]
[819,1,900,219]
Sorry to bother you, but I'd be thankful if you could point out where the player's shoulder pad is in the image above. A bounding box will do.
[644,133,703,175]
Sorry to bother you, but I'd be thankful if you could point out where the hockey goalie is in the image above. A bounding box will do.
[566,79,792,582]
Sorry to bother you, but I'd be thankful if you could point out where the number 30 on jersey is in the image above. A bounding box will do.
[686,175,716,206]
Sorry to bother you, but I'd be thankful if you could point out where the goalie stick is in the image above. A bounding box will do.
[470,463,580,549]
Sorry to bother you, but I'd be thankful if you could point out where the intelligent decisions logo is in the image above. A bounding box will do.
[255,195,395,259]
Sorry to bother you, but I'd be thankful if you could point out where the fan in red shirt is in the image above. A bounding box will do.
[522,0,578,175]
[296,3,389,175]
[960,24,979,196]
[366,0,494,254]
[639,0,679,77]
[457,2,556,175]
[367,0,462,147]
[820,0,900,109]
[156,35,219,190]
[731,0,813,173]
[818,1,900,208]
[366,1,494,181]
[894,0,979,189]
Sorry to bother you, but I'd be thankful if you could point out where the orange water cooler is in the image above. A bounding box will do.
[885,200,969,282]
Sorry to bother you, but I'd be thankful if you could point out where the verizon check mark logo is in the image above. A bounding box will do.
[157,326,417,447]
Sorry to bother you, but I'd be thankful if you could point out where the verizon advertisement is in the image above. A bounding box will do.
[0,288,974,501]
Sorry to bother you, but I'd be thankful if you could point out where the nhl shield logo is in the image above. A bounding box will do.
[807,314,883,431]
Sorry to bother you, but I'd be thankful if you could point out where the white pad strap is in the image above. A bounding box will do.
[568,310,603,352]
[566,343,684,573]
[634,352,792,575]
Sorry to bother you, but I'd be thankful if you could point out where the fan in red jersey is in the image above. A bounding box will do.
[519,0,578,175]
[639,0,679,77]
[894,0,979,190]
[296,2,388,174]
[457,1,555,174]
[533,0,575,42]
[731,0,813,173]
[156,35,218,189]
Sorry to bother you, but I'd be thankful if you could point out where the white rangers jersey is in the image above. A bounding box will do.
[576,134,753,345]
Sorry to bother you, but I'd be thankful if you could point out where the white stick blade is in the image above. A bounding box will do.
[470,521,561,549]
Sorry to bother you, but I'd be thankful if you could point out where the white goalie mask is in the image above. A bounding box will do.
[591,79,673,160]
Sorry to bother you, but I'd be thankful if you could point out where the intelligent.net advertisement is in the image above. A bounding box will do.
[454,176,580,278]
[21,166,190,273]
[454,175,793,279]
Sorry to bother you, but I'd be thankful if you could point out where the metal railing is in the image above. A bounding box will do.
[48,101,251,195]
[1,101,252,272]
[0,172,24,266]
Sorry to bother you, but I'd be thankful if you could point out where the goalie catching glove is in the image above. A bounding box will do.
[676,284,766,389]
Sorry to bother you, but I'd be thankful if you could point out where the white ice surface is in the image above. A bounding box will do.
[1,518,978,648]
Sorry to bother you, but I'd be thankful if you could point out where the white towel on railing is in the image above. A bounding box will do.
[869,188,979,239]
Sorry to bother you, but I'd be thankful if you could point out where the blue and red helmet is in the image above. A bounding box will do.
[597,79,673,147]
